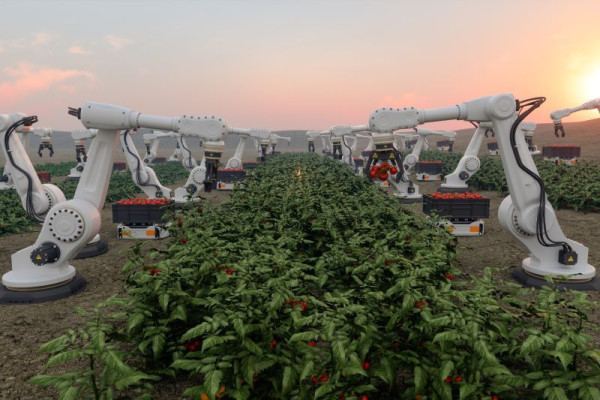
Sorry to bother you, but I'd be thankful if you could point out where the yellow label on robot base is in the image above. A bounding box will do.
[36,255,42,260]
[568,256,574,262]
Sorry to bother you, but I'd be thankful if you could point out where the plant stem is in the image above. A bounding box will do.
[88,354,100,400]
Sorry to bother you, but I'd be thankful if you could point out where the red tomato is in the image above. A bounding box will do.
[379,172,389,181]
[370,170,378,179]
[390,166,398,175]
[362,361,370,370]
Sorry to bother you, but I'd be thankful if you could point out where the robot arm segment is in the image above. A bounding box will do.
[550,98,600,137]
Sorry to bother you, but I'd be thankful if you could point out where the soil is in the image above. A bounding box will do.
[1,162,600,399]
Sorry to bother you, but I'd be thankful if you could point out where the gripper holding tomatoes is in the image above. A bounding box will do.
[550,97,600,137]
[369,94,596,285]
[4,102,231,292]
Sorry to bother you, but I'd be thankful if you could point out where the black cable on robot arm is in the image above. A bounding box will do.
[180,137,193,168]
[122,130,162,195]
[4,118,44,222]
[509,97,570,252]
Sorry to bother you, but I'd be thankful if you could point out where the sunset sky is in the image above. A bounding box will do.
[2,0,600,132]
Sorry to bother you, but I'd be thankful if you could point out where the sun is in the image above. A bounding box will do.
[582,68,600,100]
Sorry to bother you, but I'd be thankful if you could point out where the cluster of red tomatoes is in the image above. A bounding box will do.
[116,198,171,205]
[429,192,484,200]
[369,162,398,181]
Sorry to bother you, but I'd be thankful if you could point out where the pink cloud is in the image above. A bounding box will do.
[0,63,95,105]
[104,35,133,49]
[69,45,93,55]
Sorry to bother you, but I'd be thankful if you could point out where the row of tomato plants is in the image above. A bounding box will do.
[415,151,600,212]
[33,153,600,399]
[0,162,189,236]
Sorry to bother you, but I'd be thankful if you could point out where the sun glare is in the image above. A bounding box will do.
[582,68,600,100]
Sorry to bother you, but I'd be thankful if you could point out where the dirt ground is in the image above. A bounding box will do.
[1,171,600,399]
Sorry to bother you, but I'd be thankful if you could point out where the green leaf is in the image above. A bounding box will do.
[521,335,543,354]
[314,382,334,398]
[332,340,346,365]
[414,366,426,392]
[171,359,200,371]
[47,350,81,368]
[127,313,145,333]
[59,386,79,400]
[181,322,212,341]
[282,366,295,395]
[439,360,454,382]
[115,371,158,390]
[544,386,568,400]
[300,361,314,381]
[159,293,170,312]
[205,370,223,398]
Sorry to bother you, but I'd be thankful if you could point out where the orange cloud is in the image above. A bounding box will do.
[0,63,95,105]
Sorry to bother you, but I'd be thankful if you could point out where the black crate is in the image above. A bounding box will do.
[542,146,580,158]
[437,140,453,147]
[353,158,364,167]
[416,161,443,174]
[242,162,260,170]
[423,194,490,219]
[217,169,246,182]
[113,162,127,171]
[112,203,171,225]
[154,157,167,164]
[361,151,372,158]
[487,142,498,151]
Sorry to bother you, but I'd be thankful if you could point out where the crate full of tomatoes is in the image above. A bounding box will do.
[369,162,398,181]
[112,198,172,225]
[423,192,490,219]
[36,170,51,183]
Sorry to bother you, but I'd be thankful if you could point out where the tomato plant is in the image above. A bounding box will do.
[32,154,600,400]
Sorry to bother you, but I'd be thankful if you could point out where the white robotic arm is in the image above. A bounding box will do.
[120,130,171,198]
[32,127,54,157]
[0,114,65,221]
[4,103,227,291]
[394,128,455,173]
[440,122,491,191]
[550,98,600,137]
[370,94,595,284]
[177,134,197,170]
[142,131,167,165]
[67,129,97,179]
[225,128,270,169]
[267,133,291,155]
